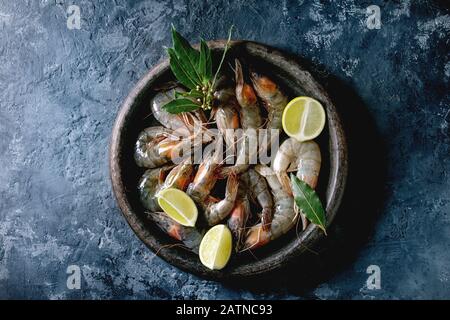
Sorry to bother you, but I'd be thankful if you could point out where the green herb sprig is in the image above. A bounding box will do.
[291,174,327,235]
[163,26,233,114]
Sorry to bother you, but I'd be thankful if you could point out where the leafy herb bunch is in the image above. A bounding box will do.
[163,26,233,114]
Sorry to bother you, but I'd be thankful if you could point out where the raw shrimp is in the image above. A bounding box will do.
[272,138,321,194]
[138,165,173,212]
[186,140,224,204]
[243,165,295,249]
[147,212,204,253]
[204,173,239,226]
[241,168,273,231]
[272,139,321,230]
[216,60,264,176]
[227,182,251,250]
[134,126,193,168]
[250,70,288,130]
[234,59,263,129]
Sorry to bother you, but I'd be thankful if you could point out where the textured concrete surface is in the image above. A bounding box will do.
[0,0,449,299]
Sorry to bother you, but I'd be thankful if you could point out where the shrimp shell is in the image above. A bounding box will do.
[161,159,194,191]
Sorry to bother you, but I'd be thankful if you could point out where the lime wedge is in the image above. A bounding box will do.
[199,225,232,270]
[157,188,198,227]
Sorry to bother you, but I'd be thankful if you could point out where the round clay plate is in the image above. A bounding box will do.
[109,40,348,280]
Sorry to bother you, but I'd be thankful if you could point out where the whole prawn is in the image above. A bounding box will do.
[250,70,288,130]
[273,138,321,193]
[243,165,295,250]
[272,138,321,229]
[186,139,239,226]
[217,60,264,176]
[241,168,273,231]
[234,59,263,129]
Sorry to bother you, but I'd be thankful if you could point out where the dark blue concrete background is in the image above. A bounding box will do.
[0,0,449,299]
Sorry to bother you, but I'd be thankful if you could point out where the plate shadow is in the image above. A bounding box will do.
[220,56,388,296]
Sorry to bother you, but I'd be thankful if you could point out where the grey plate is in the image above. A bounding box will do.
[109,40,348,280]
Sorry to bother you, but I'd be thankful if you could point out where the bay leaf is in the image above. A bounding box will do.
[167,48,197,90]
[290,174,327,234]
[199,39,212,83]
[162,98,199,114]
[171,26,202,85]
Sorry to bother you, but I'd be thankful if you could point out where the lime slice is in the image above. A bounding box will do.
[199,225,232,270]
[282,96,326,141]
[157,188,198,227]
